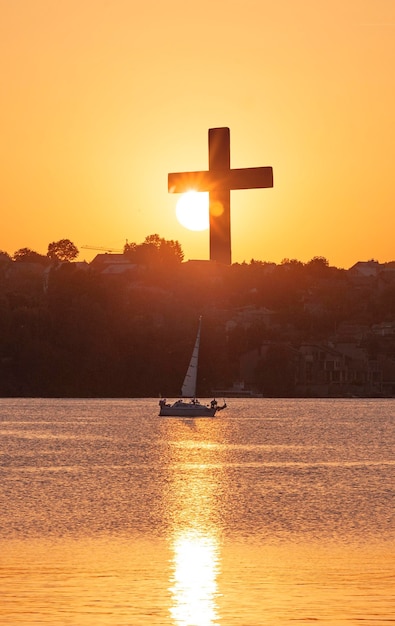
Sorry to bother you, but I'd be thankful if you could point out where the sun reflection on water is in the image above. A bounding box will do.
[165,425,225,626]
[170,529,220,626]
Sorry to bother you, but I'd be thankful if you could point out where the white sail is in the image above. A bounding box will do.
[181,317,202,398]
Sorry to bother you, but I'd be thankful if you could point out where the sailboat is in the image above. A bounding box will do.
[158,317,226,417]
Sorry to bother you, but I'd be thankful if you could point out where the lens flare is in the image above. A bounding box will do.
[210,201,224,217]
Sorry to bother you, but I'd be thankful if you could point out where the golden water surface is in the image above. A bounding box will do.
[0,398,394,625]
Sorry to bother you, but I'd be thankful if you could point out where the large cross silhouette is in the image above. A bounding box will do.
[168,127,273,264]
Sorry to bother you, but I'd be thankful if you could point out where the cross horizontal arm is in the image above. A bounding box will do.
[168,171,211,193]
[168,166,273,194]
[228,167,273,190]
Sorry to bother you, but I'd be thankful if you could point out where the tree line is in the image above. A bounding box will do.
[0,234,184,266]
[0,236,394,397]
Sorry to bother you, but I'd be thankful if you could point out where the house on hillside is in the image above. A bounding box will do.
[296,341,384,396]
[296,343,348,394]
[348,260,381,278]
[89,253,137,275]
[236,339,387,397]
[226,306,276,332]
[238,341,300,395]
[348,259,395,290]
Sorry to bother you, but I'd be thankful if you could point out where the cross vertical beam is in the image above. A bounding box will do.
[209,127,231,265]
[168,127,273,264]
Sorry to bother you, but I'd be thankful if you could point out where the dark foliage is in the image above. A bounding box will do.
[47,239,79,262]
[0,252,394,397]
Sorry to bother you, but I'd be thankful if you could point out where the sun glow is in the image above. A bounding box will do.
[176,191,209,231]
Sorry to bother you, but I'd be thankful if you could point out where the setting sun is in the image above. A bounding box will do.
[175,191,209,231]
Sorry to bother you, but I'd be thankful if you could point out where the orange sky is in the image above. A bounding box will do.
[1,0,394,267]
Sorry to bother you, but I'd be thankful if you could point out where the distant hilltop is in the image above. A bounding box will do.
[0,250,394,398]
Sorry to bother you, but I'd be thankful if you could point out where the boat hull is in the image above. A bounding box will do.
[159,401,217,418]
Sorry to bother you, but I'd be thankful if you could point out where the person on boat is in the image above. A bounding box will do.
[210,399,217,409]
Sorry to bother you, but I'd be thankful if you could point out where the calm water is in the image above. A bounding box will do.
[0,398,394,625]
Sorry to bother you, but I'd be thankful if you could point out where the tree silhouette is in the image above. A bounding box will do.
[0,251,11,276]
[13,248,48,264]
[124,234,184,265]
[47,239,79,262]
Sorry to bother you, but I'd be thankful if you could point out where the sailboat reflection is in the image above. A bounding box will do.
[170,529,220,626]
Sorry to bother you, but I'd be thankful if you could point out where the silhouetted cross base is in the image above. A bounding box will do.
[168,127,273,265]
